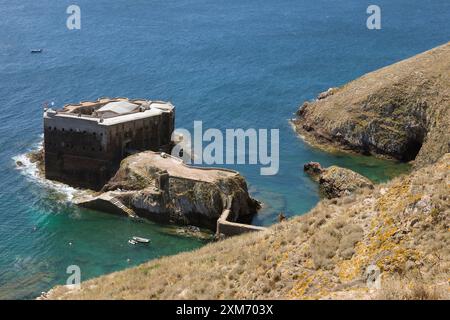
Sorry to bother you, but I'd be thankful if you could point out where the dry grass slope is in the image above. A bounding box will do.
[46,154,450,300]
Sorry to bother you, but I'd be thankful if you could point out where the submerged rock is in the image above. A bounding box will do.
[304,162,373,198]
[78,151,260,231]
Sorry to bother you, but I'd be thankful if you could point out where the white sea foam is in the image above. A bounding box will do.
[12,137,86,202]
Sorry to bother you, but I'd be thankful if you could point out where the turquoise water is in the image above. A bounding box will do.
[0,1,448,299]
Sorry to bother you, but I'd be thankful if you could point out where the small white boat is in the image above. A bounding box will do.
[31,49,43,53]
[128,239,138,245]
[132,236,150,243]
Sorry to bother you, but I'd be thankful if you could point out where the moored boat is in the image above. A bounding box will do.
[132,236,150,243]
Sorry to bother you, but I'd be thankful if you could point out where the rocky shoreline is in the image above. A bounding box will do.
[45,153,450,300]
[22,147,262,235]
[293,42,450,168]
[43,43,450,300]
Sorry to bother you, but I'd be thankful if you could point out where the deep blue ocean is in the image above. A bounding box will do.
[0,0,448,299]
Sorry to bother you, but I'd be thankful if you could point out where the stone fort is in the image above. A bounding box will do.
[44,97,175,190]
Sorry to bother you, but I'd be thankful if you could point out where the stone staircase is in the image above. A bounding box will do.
[108,196,137,218]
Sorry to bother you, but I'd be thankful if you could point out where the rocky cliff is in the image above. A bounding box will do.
[293,42,450,167]
[78,151,260,231]
[25,145,260,233]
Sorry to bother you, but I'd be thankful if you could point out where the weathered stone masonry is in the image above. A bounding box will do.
[44,98,175,190]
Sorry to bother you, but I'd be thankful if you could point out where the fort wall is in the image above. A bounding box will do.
[44,99,175,190]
